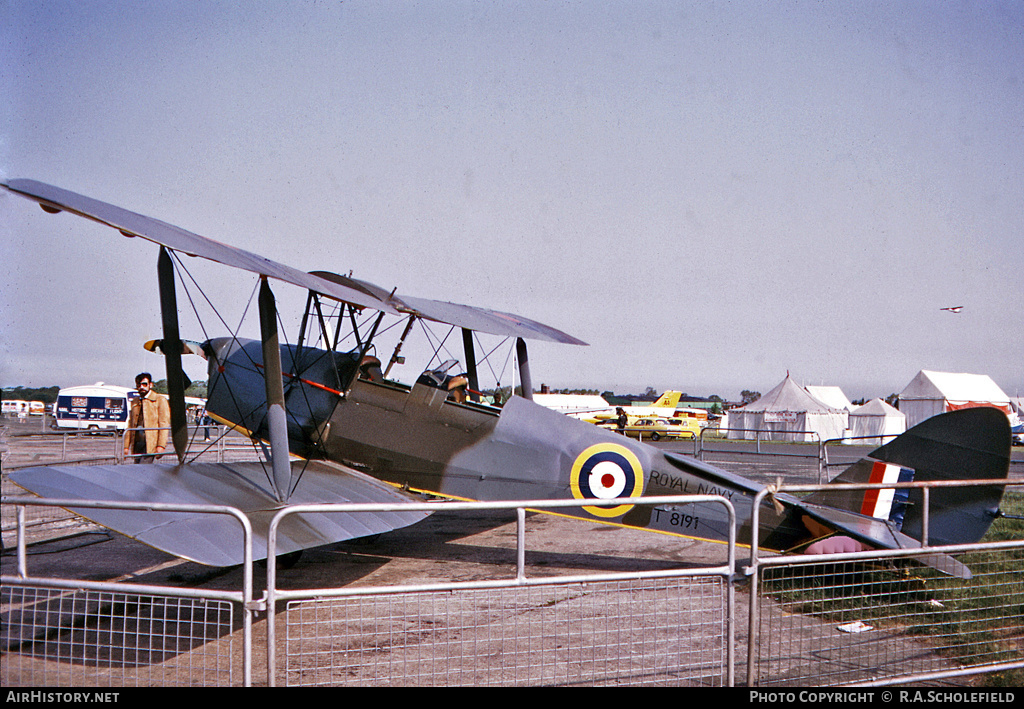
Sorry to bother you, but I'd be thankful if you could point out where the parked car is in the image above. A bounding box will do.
[602,417,697,441]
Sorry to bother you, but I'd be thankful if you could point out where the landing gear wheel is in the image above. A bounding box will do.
[277,550,303,569]
[260,550,303,569]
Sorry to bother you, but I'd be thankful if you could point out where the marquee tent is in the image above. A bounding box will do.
[805,385,855,412]
[898,370,1012,429]
[726,374,849,443]
[849,398,906,445]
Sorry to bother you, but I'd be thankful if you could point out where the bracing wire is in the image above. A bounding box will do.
[473,332,515,391]
[168,253,277,488]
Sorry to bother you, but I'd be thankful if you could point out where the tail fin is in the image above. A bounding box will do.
[653,391,682,408]
[809,407,1011,547]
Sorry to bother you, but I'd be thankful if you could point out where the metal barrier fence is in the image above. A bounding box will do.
[267,496,737,687]
[1,498,256,688]
[2,586,235,687]
[820,433,897,481]
[3,425,268,467]
[702,426,823,447]
[698,428,825,482]
[283,577,729,686]
[1,427,268,548]
[746,481,1024,686]
[2,493,735,687]
[751,548,1024,687]
[3,480,1023,686]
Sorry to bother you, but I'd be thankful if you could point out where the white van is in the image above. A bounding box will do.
[54,383,136,432]
[2,400,31,415]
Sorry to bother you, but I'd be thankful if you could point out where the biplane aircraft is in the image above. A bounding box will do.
[3,179,1013,577]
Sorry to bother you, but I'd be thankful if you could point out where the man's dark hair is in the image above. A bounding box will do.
[135,372,153,386]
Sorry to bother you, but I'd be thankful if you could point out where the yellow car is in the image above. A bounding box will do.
[603,417,697,441]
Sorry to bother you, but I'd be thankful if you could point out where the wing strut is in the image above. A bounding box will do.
[293,290,314,372]
[157,247,188,462]
[462,328,480,402]
[384,315,417,378]
[516,338,533,401]
[258,276,292,501]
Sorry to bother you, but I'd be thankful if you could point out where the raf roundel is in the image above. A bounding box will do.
[569,443,645,518]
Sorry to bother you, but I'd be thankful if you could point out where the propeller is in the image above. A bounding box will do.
[144,338,209,359]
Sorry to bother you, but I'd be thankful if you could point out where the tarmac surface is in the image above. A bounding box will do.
[3,422,1022,686]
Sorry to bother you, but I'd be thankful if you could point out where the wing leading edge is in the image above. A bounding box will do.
[4,179,585,344]
[3,178,397,313]
[9,460,430,566]
[312,271,586,345]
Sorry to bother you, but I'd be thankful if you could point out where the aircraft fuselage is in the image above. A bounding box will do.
[204,338,809,551]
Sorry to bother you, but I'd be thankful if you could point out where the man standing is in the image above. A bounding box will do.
[615,407,628,436]
[123,372,171,463]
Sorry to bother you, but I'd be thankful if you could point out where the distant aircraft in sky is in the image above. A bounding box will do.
[940,306,964,313]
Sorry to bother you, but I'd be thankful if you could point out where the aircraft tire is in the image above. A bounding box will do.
[277,550,303,569]
[259,550,303,570]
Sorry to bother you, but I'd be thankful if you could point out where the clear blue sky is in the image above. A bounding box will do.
[2,1,1021,401]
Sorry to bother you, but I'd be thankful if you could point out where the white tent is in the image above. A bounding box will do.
[1009,397,1024,428]
[849,398,906,445]
[898,370,1012,429]
[805,385,855,412]
[726,374,849,443]
[1011,397,1024,417]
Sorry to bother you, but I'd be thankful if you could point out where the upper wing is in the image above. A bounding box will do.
[393,294,587,345]
[313,271,586,344]
[3,178,398,313]
[9,459,430,566]
[5,179,586,344]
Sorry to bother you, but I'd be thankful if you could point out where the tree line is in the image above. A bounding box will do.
[2,386,60,404]
[2,381,208,403]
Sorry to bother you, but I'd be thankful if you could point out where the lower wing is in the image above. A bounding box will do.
[9,459,430,566]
